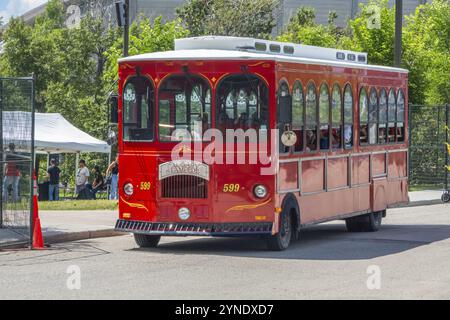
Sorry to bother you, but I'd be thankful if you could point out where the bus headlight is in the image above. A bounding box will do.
[253,185,267,199]
[178,207,191,220]
[123,183,134,196]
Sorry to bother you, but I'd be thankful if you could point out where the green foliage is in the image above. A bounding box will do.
[104,16,189,85]
[278,7,348,48]
[278,0,450,105]
[176,0,279,39]
[404,0,450,104]
[343,0,395,65]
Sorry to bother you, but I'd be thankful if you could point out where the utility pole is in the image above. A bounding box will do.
[115,0,130,57]
[394,0,402,67]
[123,0,130,57]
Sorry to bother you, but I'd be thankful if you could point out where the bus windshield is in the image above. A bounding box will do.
[158,75,211,141]
[216,74,269,135]
[122,76,154,141]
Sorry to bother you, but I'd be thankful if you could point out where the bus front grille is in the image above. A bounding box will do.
[161,175,208,199]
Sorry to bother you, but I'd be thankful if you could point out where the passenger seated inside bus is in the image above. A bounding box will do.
[344,125,353,148]
[235,112,249,129]
[331,128,341,148]
[293,129,303,151]
[320,127,329,150]
[378,126,387,143]
[306,130,317,151]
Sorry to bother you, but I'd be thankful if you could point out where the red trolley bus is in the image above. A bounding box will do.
[113,36,408,250]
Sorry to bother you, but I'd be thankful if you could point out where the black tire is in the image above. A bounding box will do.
[267,208,294,251]
[441,193,450,203]
[134,233,161,248]
[345,211,383,232]
[345,217,362,232]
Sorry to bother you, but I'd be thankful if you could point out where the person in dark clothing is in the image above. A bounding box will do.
[88,165,104,199]
[47,158,61,201]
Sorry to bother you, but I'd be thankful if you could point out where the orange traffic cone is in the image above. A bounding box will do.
[32,173,44,249]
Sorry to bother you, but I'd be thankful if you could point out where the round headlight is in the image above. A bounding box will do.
[178,207,191,220]
[123,183,134,196]
[254,184,268,199]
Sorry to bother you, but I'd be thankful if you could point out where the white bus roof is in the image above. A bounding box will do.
[119,36,408,74]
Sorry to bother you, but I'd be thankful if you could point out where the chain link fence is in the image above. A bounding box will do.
[0,77,35,248]
[409,104,449,190]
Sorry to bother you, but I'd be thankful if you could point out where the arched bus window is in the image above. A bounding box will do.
[216,74,269,139]
[305,82,317,151]
[277,81,291,153]
[343,84,353,149]
[388,89,396,143]
[396,89,405,142]
[368,88,378,145]
[378,89,387,144]
[158,74,211,141]
[292,81,304,152]
[359,87,369,144]
[123,76,154,141]
[319,83,330,150]
[331,84,342,149]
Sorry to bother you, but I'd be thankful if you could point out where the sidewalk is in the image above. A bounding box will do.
[39,210,121,244]
[407,190,444,207]
[0,210,121,249]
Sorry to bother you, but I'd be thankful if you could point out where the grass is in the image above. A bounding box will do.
[38,199,118,211]
[408,184,443,192]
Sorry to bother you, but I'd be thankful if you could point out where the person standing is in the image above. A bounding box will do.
[2,143,21,202]
[47,158,61,201]
[106,155,119,200]
[76,159,90,195]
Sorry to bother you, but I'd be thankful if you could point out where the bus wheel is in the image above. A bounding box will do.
[267,209,293,251]
[345,211,383,232]
[134,234,161,248]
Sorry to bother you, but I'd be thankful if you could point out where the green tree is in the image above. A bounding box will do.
[176,0,279,39]
[104,16,189,85]
[404,0,450,104]
[277,7,347,48]
[341,0,395,66]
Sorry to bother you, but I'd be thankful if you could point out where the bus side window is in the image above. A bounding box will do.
[319,83,330,150]
[368,88,378,145]
[305,82,317,151]
[331,84,342,149]
[292,81,304,152]
[343,84,353,149]
[396,89,405,142]
[378,89,387,144]
[277,81,291,154]
[359,88,369,144]
[388,89,396,143]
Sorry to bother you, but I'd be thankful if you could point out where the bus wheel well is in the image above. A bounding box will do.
[281,193,300,232]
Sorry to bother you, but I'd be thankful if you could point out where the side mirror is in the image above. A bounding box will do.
[107,128,118,146]
[108,94,119,124]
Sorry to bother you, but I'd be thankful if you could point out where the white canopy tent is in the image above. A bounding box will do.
[3,112,111,192]
[3,111,111,154]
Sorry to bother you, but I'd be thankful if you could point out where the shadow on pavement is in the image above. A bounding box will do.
[128,223,450,260]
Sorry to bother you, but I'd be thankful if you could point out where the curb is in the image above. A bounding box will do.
[1,229,126,250]
[396,199,444,208]
[44,229,126,245]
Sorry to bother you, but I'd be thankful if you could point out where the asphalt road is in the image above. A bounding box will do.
[1,204,449,299]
